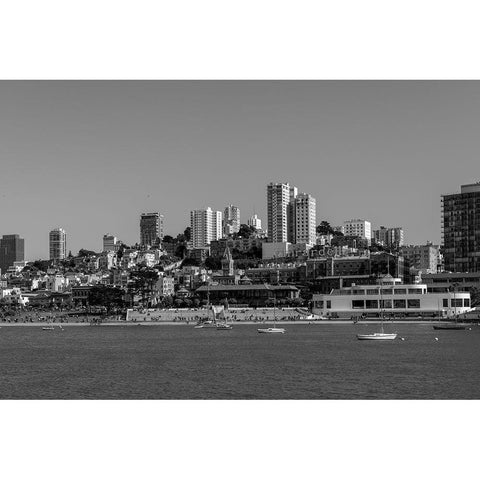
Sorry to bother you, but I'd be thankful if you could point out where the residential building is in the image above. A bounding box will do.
[373,226,404,249]
[156,275,175,297]
[343,219,372,245]
[49,228,67,261]
[294,193,316,245]
[103,234,119,252]
[223,205,240,236]
[400,243,440,274]
[0,234,25,274]
[247,214,262,230]
[267,182,297,243]
[140,212,164,247]
[190,207,222,248]
[442,182,480,272]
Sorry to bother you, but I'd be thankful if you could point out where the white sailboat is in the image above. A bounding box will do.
[357,276,397,341]
[258,285,285,334]
[215,305,232,330]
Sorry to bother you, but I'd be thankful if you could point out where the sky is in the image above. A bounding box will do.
[0,80,479,260]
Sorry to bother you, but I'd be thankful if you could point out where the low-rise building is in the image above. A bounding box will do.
[312,276,471,319]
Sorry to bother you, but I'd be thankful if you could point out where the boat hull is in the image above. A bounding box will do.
[357,333,397,341]
[258,328,286,334]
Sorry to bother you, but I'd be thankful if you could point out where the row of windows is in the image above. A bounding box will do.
[315,298,470,309]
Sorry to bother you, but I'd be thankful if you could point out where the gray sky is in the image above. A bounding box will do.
[0,80,479,260]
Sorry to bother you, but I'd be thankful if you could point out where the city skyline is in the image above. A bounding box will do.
[1,81,480,260]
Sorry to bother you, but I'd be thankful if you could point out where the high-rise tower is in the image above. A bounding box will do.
[49,228,67,261]
[140,212,164,247]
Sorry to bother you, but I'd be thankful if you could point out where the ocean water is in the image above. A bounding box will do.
[0,323,479,399]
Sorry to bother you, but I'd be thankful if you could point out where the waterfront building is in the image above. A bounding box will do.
[294,193,316,246]
[0,234,25,274]
[373,226,404,249]
[49,228,67,261]
[190,207,222,248]
[267,182,297,243]
[223,205,240,237]
[140,212,164,247]
[343,219,372,245]
[442,182,480,272]
[312,276,471,319]
[247,214,262,230]
[400,243,440,274]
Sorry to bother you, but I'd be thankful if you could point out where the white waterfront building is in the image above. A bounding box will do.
[312,276,471,319]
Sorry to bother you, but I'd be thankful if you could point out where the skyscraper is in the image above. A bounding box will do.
[140,212,164,247]
[294,193,317,245]
[49,228,67,261]
[267,182,297,243]
[190,207,223,248]
[223,204,241,237]
[0,234,25,273]
[442,182,480,272]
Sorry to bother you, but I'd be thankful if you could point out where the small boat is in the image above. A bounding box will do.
[258,286,286,334]
[357,332,397,340]
[42,326,55,331]
[194,320,216,329]
[216,323,233,331]
[258,327,286,334]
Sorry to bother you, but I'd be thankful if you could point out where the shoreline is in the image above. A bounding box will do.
[1,320,477,327]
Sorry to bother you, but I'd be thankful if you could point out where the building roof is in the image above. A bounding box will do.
[196,284,298,292]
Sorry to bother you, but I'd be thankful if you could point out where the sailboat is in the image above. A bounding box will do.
[258,286,286,334]
[357,277,397,341]
[194,283,217,328]
[215,305,232,330]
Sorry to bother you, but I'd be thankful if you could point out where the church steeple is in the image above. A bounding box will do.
[222,246,234,276]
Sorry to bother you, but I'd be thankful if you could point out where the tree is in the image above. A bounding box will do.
[181,258,200,268]
[205,257,222,271]
[234,224,256,239]
[78,249,97,257]
[184,227,192,242]
[316,221,334,236]
[162,235,174,243]
[88,285,125,313]
[129,268,160,307]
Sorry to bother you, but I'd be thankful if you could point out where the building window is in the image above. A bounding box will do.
[451,299,463,308]
[365,299,378,309]
[443,299,449,308]
[326,300,331,309]
[393,299,406,309]
[394,289,406,295]
[464,298,470,307]
[352,300,365,309]
[407,299,420,308]
[380,299,392,309]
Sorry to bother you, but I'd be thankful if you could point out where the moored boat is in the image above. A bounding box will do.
[357,332,397,340]
[258,327,286,334]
